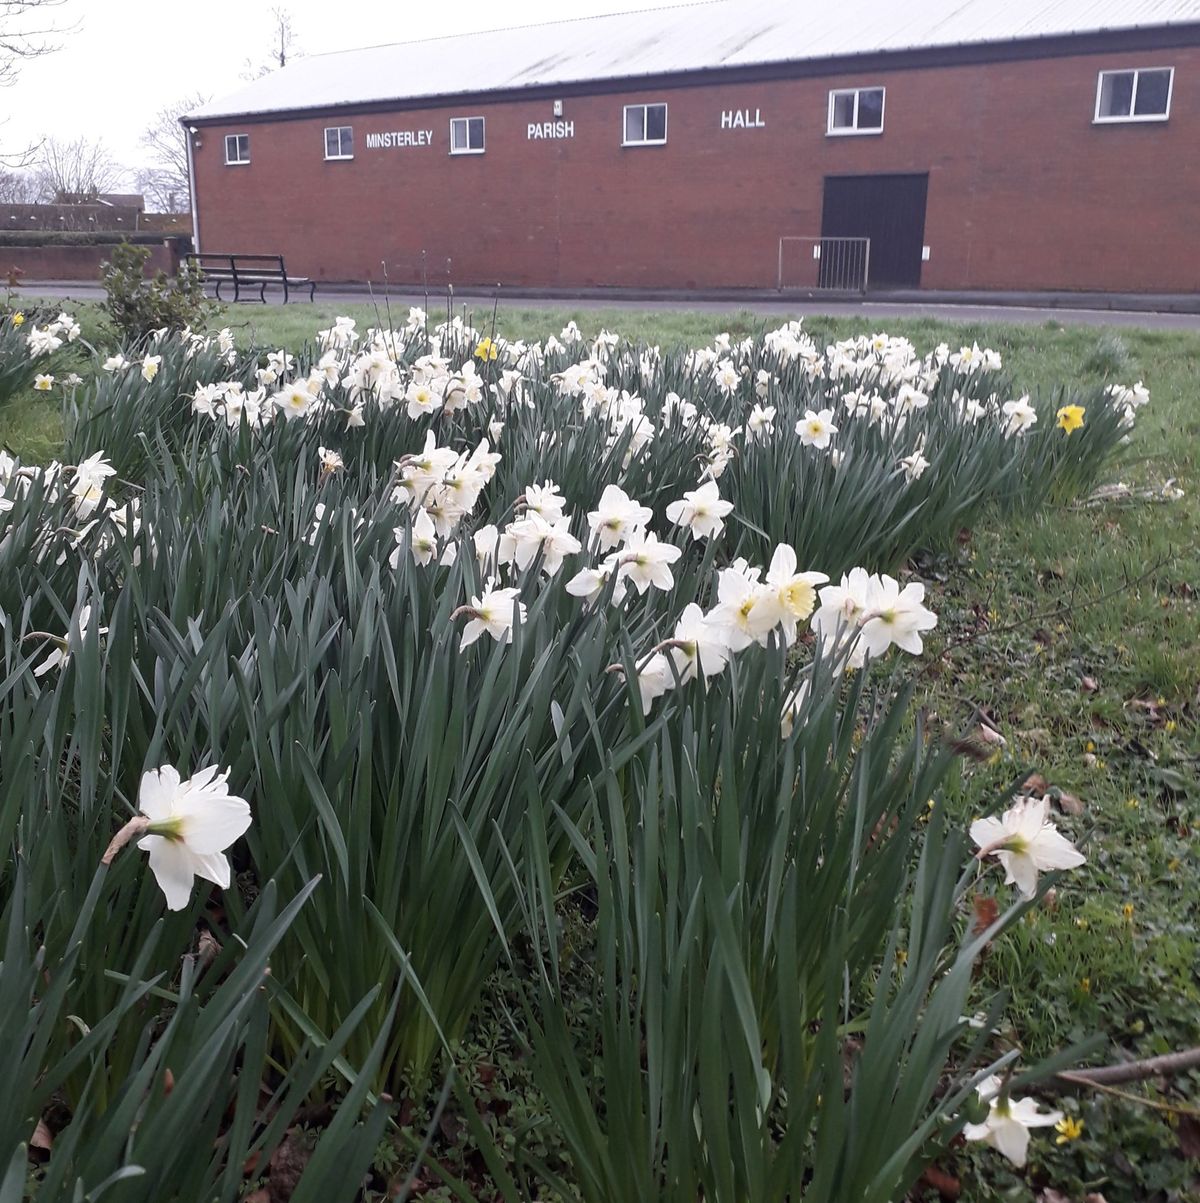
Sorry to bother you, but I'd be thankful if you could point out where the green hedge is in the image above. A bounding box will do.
[0,231,192,249]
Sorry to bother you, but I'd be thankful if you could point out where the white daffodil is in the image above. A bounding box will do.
[1002,396,1038,437]
[796,409,838,449]
[134,765,252,911]
[522,481,566,522]
[747,403,776,440]
[318,446,344,476]
[396,508,438,568]
[900,446,931,482]
[635,651,674,715]
[970,796,1086,898]
[586,484,652,552]
[858,574,938,659]
[750,544,829,645]
[274,380,314,421]
[141,354,162,382]
[665,479,734,541]
[667,603,732,684]
[962,1075,1063,1168]
[610,531,682,595]
[458,582,526,649]
[32,604,107,677]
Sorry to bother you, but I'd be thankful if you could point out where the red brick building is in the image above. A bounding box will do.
[185,0,1200,294]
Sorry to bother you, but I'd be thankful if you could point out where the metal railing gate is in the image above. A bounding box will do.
[777,237,871,293]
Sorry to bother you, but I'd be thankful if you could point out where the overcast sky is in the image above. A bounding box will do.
[3,0,657,175]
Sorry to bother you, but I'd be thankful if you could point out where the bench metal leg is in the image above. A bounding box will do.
[307,282,316,301]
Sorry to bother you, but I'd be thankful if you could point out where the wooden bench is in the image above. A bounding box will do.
[186,253,316,304]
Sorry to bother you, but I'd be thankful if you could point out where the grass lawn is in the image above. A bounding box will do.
[3,298,1198,1200]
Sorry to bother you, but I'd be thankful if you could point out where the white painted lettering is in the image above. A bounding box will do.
[720,109,766,130]
[365,129,434,150]
[527,120,576,140]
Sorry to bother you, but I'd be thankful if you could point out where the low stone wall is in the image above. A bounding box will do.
[2,242,181,284]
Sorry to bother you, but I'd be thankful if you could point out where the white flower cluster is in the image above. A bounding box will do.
[25,311,80,357]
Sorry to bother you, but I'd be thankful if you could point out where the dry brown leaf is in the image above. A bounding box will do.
[919,1164,961,1198]
[1053,790,1085,817]
[1178,1114,1200,1159]
[268,1128,311,1203]
[31,1118,52,1150]
[977,724,1007,747]
[1081,675,1099,693]
[972,894,1000,937]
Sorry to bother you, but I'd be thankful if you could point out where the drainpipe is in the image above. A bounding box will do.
[184,121,201,254]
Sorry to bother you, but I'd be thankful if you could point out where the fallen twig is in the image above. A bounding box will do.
[1056,1046,1200,1087]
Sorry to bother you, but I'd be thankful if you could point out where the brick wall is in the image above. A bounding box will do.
[191,44,1200,293]
[1,243,180,283]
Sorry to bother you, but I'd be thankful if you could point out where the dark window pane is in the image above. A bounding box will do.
[625,106,643,143]
[469,117,485,149]
[343,128,353,155]
[857,89,884,129]
[325,129,337,156]
[646,104,667,141]
[1134,69,1171,115]
[831,92,855,129]
[1099,71,1134,117]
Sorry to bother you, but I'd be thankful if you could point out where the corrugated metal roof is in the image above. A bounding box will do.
[190,0,1200,120]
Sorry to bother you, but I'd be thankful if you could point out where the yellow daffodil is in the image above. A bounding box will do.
[1056,404,1085,434]
[474,337,499,362]
[11,311,25,326]
[1055,1116,1084,1145]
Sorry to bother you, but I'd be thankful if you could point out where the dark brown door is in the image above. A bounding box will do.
[821,174,929,289]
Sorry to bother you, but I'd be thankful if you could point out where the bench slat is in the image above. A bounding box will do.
[186,253,316,304]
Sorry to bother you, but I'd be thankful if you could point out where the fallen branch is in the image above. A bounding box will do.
[1056,1046,1200,1087]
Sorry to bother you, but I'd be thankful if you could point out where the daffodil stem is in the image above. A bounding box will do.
[102,816,151,865]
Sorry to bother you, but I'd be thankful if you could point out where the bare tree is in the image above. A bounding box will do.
[1,0,72,163]
[35,136,124,203]
[138,91,207,212]
[1,0,70,88]
[241,6,301,79]
[134,167,186,214]
[0,165,39,201]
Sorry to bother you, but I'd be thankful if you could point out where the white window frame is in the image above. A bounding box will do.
[324,125,354,160]
[449,116,486,155]
[826,87,886,136]
[622,102,669,147]
[224,133,250,165]
[1093,67,1174,124]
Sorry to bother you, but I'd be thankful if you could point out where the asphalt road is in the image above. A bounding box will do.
[17,281,1200,330]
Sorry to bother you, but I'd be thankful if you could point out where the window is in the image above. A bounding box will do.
[450,116,486,154]
[324,126,354,159]
[224,133,250,165]
[1095,68,1173,122]
[623,103,668,146]
[827,88,886,135]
